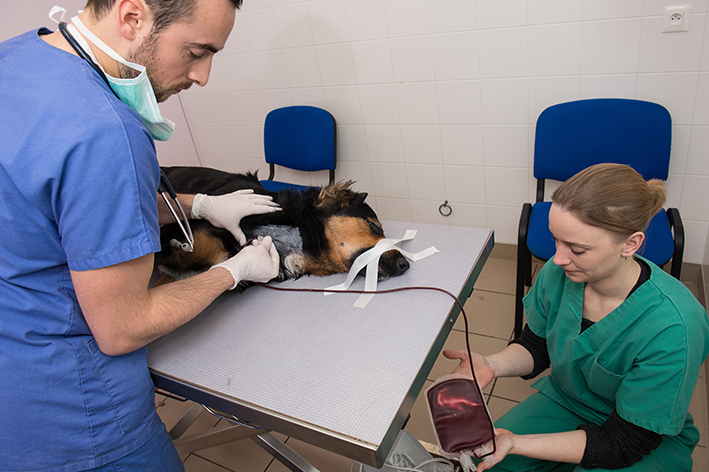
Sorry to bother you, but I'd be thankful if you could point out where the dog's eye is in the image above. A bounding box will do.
[367,219,384,236]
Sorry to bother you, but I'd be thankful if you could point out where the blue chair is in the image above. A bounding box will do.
[515,99,684,338]
[260,106,336,192]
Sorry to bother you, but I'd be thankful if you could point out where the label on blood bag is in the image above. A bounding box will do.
[426,374,494,456]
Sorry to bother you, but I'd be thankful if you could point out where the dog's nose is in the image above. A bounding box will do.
[397,255,410,273]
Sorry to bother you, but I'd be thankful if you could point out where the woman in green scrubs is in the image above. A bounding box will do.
[445,163,709,471]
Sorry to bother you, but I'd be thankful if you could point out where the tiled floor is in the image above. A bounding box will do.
[155,247,709,472]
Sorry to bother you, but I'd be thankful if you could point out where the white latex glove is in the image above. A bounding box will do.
[192,190,280,245]
[211,236,280,290]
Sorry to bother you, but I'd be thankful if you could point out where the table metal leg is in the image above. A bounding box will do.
[251,432,321,472]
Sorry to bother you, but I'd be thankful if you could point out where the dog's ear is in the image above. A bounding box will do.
[353,192,368,205]
[317,181,358,210]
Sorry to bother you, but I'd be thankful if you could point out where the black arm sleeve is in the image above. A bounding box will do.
[577,410,663,469]
[508,324,550,379]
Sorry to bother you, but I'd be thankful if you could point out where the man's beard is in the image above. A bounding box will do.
[120,33,191,103]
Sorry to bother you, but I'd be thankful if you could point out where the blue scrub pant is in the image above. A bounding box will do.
[86,424,185,472]
[483,392,694,472]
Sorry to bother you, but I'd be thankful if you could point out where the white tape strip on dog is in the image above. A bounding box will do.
[325,230,439,308]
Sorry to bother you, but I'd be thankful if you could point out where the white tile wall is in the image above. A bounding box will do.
[179,0,709,263]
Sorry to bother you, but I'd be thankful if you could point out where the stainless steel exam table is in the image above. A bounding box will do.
[148,220,494,470]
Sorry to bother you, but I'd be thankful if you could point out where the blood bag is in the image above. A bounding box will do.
[426,373,495,462]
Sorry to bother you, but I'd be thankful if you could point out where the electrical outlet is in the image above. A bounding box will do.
[662,6,690,32]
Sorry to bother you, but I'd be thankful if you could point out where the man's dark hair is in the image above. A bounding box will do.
[85,0,243,35]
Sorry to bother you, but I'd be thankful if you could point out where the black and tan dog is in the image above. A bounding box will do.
[156,166,410,289]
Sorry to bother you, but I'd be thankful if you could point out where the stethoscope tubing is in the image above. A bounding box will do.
[58,21,194,252]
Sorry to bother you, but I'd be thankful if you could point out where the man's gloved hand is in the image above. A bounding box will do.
[192,190,280,245]
[211,236,280,290]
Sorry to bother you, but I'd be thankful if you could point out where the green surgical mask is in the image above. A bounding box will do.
[67,14,175,141]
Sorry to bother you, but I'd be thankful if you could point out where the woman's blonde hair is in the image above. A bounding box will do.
[551,163,667,239]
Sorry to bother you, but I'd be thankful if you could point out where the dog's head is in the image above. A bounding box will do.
[291,182,410,281]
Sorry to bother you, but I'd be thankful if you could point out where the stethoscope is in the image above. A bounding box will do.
[58,21,194,253]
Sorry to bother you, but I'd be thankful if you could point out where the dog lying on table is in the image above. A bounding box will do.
[156,166,410,290]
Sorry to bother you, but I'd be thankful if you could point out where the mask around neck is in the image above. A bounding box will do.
[57,10,175,141]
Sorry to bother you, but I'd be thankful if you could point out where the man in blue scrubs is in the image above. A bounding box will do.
[0,0,279,470]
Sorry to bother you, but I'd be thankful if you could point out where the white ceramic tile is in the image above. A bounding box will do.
[528,77,581,123]
[436,80,483,124]
[373,197,412,221]
[223,14,251,55]
[290,87,326,106]
[406,164,446,200]
[686,126,709,175]
[223,53,260,91]
[336,160,375,194]
[271,0,302,6]
[483,125,529,167]
[241,0,272,11]
[583,0,643,21]
[636,72,699,125]
[410,199,452,225]
[351,40,394,84]
[643,0,708,15]
[322,86,362,124]
[343,0,389,41]
[638,15,705,73]
[395,82,439,124]
[665,173,685,209]
[432,32,480,80]
[681,175,709,220]
[401,125,443,164]
[389,36,436,83]
[251,50,290,89]
[226,157,256,174]
[702,14,709,70]
[443,165,486,204]
[261,89,294,113]
[683,220,709,263]
[581,18,642,74]
[335,125,369,162]
[364,125,405,162]
[308,0,350,45]
[194,126,227,157]
[234,91,267,126]
[440,125,485,166]
[282,47,322,87]
[485,167,529,207]
[480,78,528,124]
[219,125,250,158]
[181,94,217,126]
[694,73,709,125]
[316,44,357,86]
[668,126,690,175]
[244,125,265,158]
[202,156,231,172]
[273,3,313,48]
[358,84,400,124]
[429,0,476,33]
[201,55,233,93]
[528,23,582,77]
[242,8,281,51]
[579,74,638,99]
[527,0,582,25]
[476,0,527,29]
[208,93,242,127]
[486,204,525,244]
[384,0,431,37]
[370,162,409,198]
[478,27,528,79]
[446,203,488,229]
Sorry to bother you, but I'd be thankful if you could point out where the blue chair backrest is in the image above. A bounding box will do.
[534,99,672,183]
[264,106,336,172]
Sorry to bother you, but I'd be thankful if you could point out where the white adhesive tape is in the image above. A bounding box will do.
[325,230,439,308]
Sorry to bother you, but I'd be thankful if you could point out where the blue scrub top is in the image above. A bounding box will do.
[0,29,163,471]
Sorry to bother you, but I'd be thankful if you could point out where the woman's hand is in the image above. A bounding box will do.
[475,429,515,472]
[442,349,496,389]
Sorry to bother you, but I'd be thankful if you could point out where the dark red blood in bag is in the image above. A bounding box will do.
[427,378,494,454]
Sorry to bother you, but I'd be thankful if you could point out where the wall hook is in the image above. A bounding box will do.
[439,200,452,217]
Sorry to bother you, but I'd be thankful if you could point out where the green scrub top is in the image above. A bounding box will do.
[523,256,709,445]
